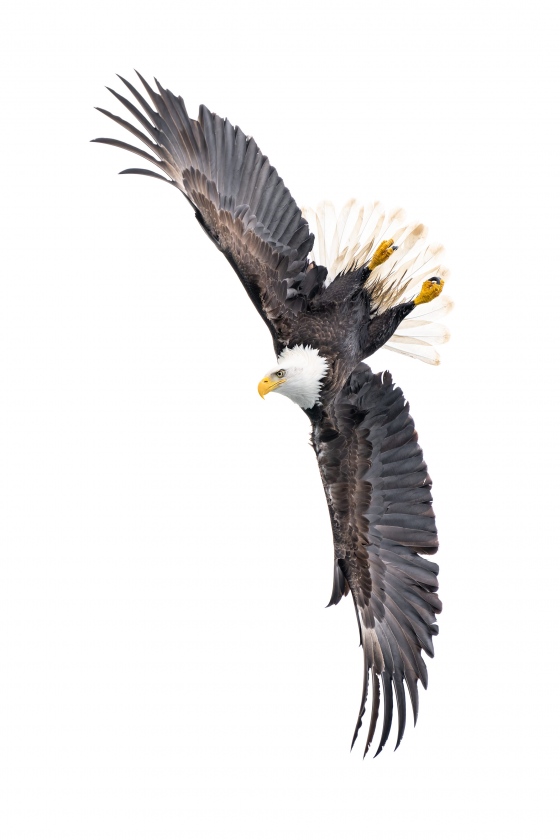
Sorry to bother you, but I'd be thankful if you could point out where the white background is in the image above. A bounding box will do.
[1,1,559,837]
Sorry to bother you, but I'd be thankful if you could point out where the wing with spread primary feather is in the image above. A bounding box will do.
[93,73,327,345]
[312,364,441,756]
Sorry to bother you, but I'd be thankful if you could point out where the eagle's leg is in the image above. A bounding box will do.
[362,300,416,358]
[359,239,398,284]
[413,277,445,305]
[362,277,445,359]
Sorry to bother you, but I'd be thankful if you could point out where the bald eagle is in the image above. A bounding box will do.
[94,73,450,757]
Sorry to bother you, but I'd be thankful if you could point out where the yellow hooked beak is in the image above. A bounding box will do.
[258,377,285,399]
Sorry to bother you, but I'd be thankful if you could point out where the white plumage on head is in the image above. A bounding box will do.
[268,345,329,410]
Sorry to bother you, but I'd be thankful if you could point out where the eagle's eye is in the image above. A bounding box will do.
[275,369,285,378]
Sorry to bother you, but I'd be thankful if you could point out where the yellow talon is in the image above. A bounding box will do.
[368,239,395,270]
[414,277,445,306]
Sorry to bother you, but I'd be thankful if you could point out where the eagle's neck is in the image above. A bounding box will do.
[277,345,329,409]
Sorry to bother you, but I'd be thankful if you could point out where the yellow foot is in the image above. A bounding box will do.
[368,239,396,270]
[413,277,445,305]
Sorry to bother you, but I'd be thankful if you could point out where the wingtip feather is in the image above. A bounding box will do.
[363,670,381,758]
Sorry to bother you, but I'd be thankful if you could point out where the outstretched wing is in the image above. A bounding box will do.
[93,73,326,343]
[312,364,440,756]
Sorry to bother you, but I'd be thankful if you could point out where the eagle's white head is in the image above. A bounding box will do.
[257,345,329,410]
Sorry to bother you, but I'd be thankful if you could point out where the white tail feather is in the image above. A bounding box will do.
[302,201,453,365]
[383,343,442,365]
